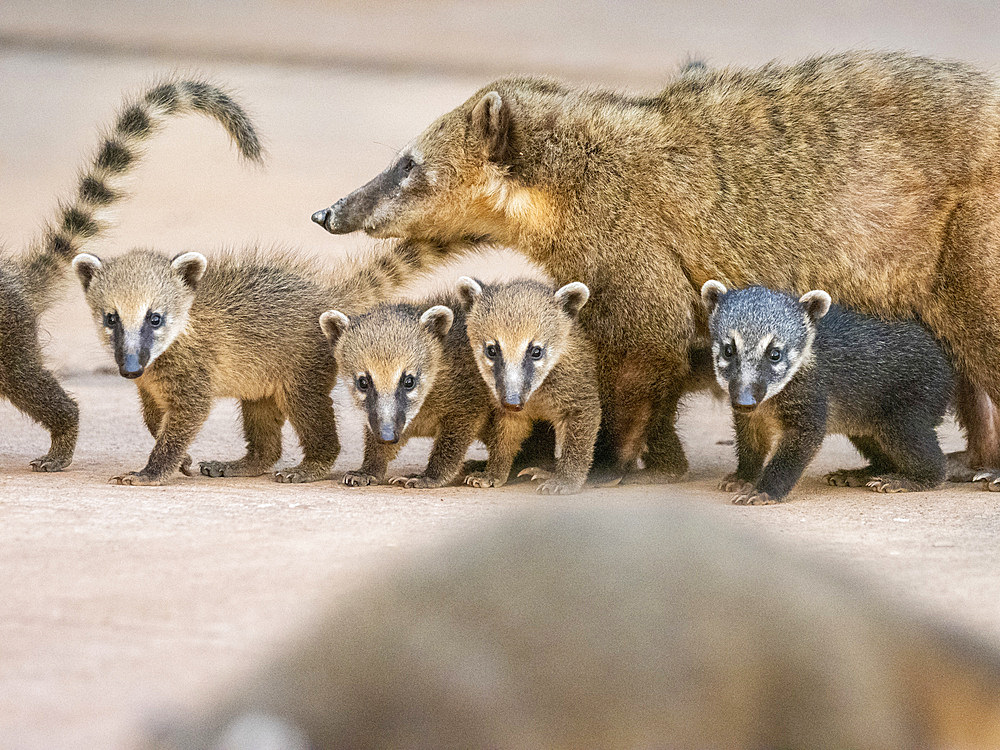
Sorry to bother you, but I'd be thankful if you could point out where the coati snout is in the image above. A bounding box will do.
[701,280,831,411]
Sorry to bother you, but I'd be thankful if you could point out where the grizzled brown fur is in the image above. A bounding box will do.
[0,77,262,472]
[315,51,1000,486]
[73,240,451,485]
[142,502,1000,750]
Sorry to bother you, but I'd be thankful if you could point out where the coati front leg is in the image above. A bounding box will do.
[733,421,824,505]
[465,413,532,489]
[201,396,284,477]
[826,436,896,487]
[344,430,400,486]
[137,388,195,476]
[535,405,601,496]
[0,322,78,472]
[111,380,212,485]
[720,412,769,495]
[626,384,690,485]
[275,383,339,484]
[389,418,479,489]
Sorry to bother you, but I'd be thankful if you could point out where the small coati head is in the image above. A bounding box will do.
[458,277,589,412]
[72,250,206,379]
[312,80,555,242]
[320,303,453,444]
[701,281,831,412]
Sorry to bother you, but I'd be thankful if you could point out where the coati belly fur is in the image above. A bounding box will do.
[72,241,450,485]
[702,281,953,504]
[321,278,600,495]
[312,51,1000,487]
[141,502,1000,750]
[0,77,262,472]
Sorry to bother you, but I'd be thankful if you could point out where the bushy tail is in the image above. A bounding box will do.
[17,77,264,314]
[327,237,479,310]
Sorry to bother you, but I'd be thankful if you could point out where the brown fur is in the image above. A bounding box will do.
[1,77,262,473]
[459,277,601,494]
[141,502,1000,750]
[315,50,1000,485]
[72,241,452,485]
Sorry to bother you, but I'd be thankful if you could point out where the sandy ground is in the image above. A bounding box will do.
[3,3,1000,747]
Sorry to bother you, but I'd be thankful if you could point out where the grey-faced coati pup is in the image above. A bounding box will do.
[320,298,491,490]
[701,281,953,505]
[72,240,449,485]
[321,278,599,495]
[0,77,262,473]
[458,277,600,495]
[312,51,1000,488]
[141,502,1000,750]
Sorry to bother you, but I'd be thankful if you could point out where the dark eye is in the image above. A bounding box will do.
[484,343,499,359]
[529,345,544,360]
[723,343,735,358]
[401,374,416,390]
[104,312,119,327]
[769,349,782,362]
[357,375,370,392]
[148,312,163,328]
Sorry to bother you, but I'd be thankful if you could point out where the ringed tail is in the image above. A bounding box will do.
[18,77,264,314]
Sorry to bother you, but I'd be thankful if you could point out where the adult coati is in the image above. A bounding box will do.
[312,51,1000,488]
[1,77,262,472]
[141,502,1000,750]
[701,281,952,504]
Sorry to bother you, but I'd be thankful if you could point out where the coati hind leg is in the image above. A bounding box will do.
[865,424,945,493]
[274,384,339,484]
[826,436,896,488]
[951,372,1000,485]
[0,321,78,472]
[623,384,689,485]
[201,396,284,478]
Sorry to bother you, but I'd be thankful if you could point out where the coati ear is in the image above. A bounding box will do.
[420,305,454,339]
[319,310,351,345]
[700,280,728,314]
[799,290,832,322]
[471,91,512,163]
[554,282,590,319]
[72,253,103,291]
[170,252,208,290]
[456,276,484,310]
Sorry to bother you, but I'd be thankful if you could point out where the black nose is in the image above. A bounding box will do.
[502,394,524,412]
[311,208,331,229]
[732,389,758,411]
[120,354,144,379]
[379,425,398,444]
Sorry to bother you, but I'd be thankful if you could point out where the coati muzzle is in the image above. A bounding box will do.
[313,156,412,234]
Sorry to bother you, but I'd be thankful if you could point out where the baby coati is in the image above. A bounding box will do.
[701,281,953,505]
[73,241,446,485]
[458,277,600,495]
[0,77,261,473]
[142,502,1000,750]
[321,278,600,495]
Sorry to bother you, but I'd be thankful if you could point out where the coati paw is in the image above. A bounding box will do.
[343,471,380,487]
[536,478,583,495]
[109,472,162,486]
[29,455,71,472]
[825,468,876,487]
[719,474,755,494]
[517,466,554,482]
[732,490,780,505]
[200,459,270,478]
[866,475,928,493]
[464,471,506,489]
[274,466,328,484]
[179,454,196,477]
[388,474,446,489]
[972,470,1000,492]
[946,451,980,483]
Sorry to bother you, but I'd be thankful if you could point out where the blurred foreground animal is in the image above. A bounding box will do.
[143,502,1000,749]
[1,77,262,472]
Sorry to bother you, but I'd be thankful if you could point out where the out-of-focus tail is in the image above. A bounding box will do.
[17,77,263,314]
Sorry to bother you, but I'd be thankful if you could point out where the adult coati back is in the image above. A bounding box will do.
[73,241,452,485]
[312,51,1000,488]
[141,502,1000,750]
[702,281,953,504]
[1,78,262,472]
